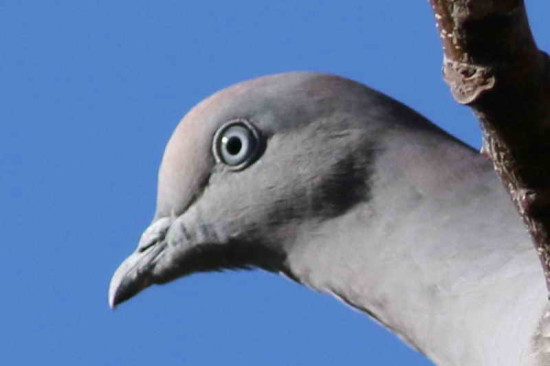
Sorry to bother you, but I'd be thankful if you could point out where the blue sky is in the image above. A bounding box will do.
[2,1,549,365]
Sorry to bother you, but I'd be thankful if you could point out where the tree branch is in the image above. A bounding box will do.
[429,0,550,292]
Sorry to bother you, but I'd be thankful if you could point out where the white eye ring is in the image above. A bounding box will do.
[213,120,263,170]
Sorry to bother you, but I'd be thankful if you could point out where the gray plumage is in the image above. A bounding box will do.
[109,72,550,365]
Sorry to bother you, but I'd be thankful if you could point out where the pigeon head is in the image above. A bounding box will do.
[109,72,434,308]
[108,72,550,365]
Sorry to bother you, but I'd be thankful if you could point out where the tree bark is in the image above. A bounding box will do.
[428,0,550,292]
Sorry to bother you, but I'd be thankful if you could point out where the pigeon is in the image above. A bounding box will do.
[109,72,550,366]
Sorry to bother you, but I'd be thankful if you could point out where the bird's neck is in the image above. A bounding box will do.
[284,131,548,365]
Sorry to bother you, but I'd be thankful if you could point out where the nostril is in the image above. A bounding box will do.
[136,217,173,253]
[138,240,157,253]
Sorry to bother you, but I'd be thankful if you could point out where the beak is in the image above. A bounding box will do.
[109,244,165,309]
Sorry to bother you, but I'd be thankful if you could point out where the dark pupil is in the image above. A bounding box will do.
[226,136,242,155]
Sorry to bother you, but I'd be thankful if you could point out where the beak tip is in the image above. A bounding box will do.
[108,258,134,310]
[108,248,156,310]
[108,274,122,310]
[108,285,119,310]
[109,242,166,309]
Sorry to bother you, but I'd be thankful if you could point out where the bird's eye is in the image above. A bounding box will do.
[213,120,262,169]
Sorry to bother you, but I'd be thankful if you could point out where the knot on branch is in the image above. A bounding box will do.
[443,58,495,104]
[517,188,550,218]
